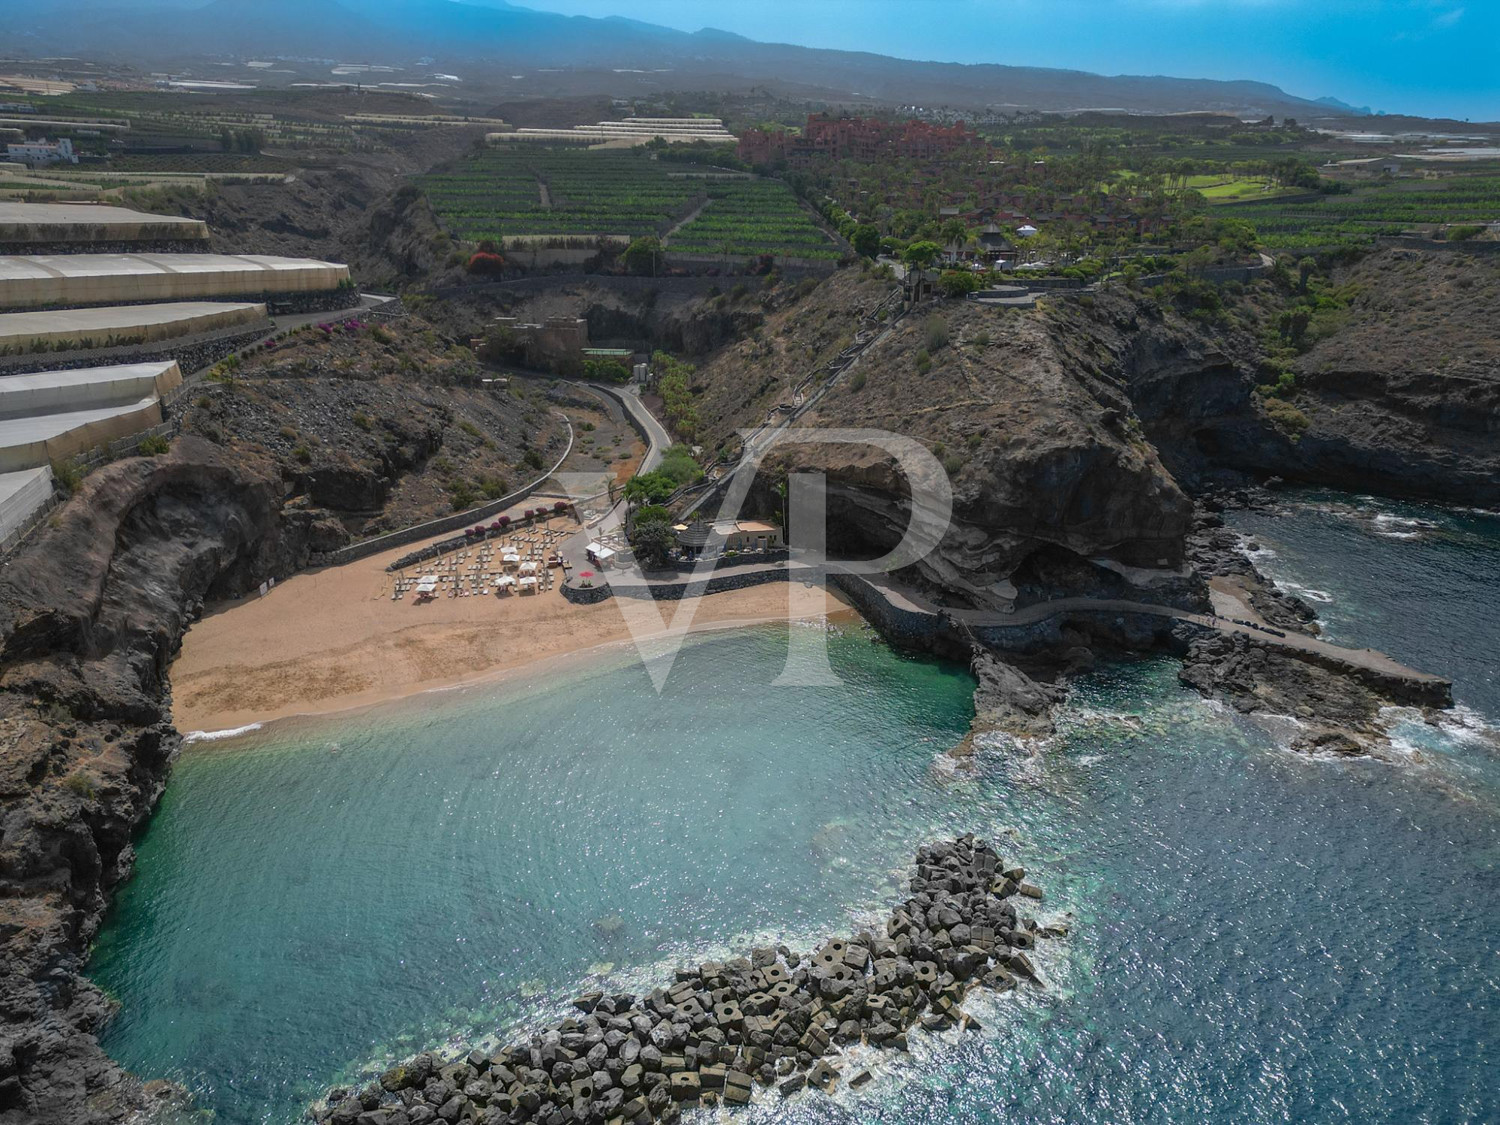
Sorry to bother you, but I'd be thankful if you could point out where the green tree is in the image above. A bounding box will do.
[850,223,881,258]
[622,471,677,504]
[622,235,664,276]
[631,517,676,569]
[936,270,982,298]
[901,240,942,270]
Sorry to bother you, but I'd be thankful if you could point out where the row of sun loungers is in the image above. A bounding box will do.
[390,526,574,602]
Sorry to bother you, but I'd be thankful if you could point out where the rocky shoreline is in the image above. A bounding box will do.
[309,836,1051,1125]
[0,438,316,1124]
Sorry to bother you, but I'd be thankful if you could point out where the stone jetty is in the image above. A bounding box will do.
[309,835,1050,1124]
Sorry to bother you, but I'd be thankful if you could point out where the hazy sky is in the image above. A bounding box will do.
[515,0,1499,121]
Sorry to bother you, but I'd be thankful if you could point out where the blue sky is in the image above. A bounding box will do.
[514,0,1499,121]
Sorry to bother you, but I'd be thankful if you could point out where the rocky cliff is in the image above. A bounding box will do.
[178,316,568,540]
[1045,249,1500,505]
[693,270,1196,609]
[0,439,309,1125]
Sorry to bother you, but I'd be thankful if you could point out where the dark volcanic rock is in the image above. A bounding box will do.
[1177,629,1452,755]
[309,836,1050,1125]
[0,438,311,1124]
[967,649,1066,739]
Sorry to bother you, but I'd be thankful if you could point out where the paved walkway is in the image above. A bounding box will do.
[861,571,1446,684]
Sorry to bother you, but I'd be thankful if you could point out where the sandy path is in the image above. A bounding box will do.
[170,526,851,733]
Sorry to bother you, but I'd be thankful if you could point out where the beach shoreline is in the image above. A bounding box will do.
[169,524,860,737]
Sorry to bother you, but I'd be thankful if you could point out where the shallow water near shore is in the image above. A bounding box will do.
[91,498,1500,1125]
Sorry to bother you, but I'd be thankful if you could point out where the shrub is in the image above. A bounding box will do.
[1263,396,1310,437]
[352,412,373,431]
[971,331,991,348]
[937,270,982,298]
[51,459,83,496]
[848,370,867,392]
[923,315,949,351]
[657,444,704,488]
[63,772,97,799]
[137,434,171,456]
[622,471,678,504]
[523,449,544,471]
[292,445,312,464]
[583,357,631,382]
[915,349,933,375]
[449,481,477,510]
[466,251,507,275]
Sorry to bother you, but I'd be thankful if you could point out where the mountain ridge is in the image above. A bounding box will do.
[1,0,1351,117]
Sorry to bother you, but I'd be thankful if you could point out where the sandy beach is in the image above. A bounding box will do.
[170,524,853,734]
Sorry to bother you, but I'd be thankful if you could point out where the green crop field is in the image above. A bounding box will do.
[422,147,839,259]
[422,149,701,240]
[1188,174,1302,203]
[668,180,839,260]
[1236,173,1500,252]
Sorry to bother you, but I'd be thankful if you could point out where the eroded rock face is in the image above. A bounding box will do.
[1176,629,1452,756]
[696,276,1196,607]
[968,650,1066,740]
[0,438,307,1125]
[1046,252,1500,507]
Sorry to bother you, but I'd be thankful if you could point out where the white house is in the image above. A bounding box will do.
[5,138,76,167]
[1016,224,1039,238]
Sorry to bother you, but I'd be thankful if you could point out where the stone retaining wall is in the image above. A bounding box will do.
[433,274,748,301]
[564,564,793,605]
[0,239,207,255]
[827,572,943,648]
[1377,235,1500,257]
[0,323,271,377]
[12,288,360,316]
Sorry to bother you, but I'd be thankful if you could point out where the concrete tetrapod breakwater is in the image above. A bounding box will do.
[309,835,1050,1124]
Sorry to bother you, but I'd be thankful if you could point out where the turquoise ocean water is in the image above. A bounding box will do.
[90,494,1500,1124]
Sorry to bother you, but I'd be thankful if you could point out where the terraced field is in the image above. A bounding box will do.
[422,148,840,259]
[669,180,840,260]
[1236,172,1500,252]
[422,149,699,240]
